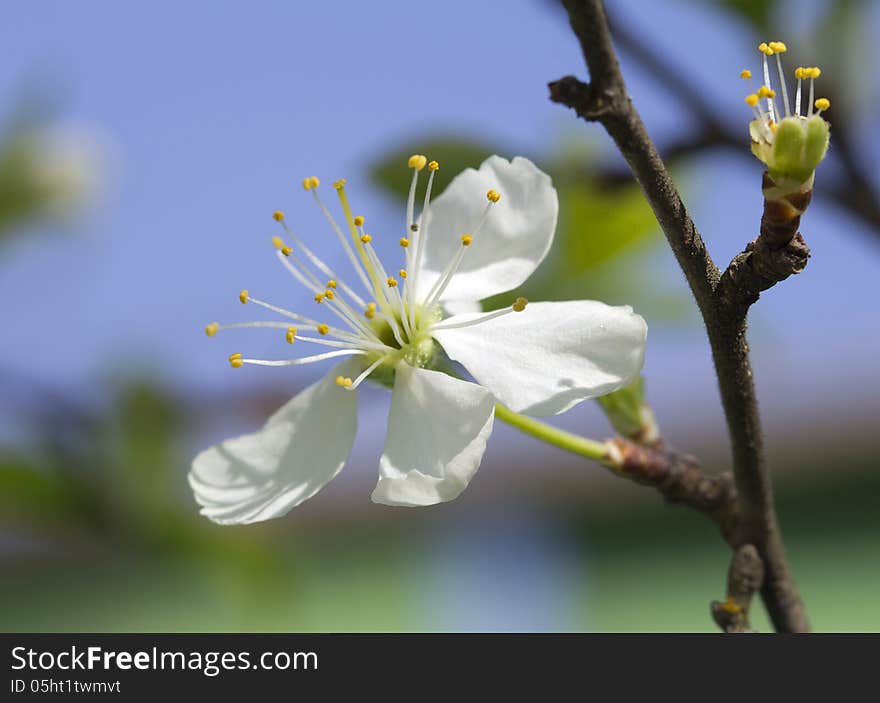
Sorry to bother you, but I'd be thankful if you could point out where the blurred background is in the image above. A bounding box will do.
[1,0,878,632]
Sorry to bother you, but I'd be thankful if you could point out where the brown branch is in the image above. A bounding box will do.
[718,172,812,311]
[711,545,764,633]
[609,438,739,544]
[550,0,809,632]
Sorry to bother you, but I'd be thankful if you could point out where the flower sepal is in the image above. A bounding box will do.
[750,114,829,190]
[595,376,659,445]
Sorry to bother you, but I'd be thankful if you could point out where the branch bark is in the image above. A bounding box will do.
[550,0,809,632]
[711,545,764,633]
[608,438,739,544]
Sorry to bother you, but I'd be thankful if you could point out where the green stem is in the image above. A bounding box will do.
[494,404,611,464]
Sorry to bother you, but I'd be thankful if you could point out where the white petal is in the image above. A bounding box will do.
[442,299,482,316]
[433,300,647,416]
[189,361,359,524]
[372,364,495,507]
[415,155,557,303]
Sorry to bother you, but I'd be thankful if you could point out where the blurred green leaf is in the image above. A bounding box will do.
[557,181,658,274]
[699,0,775,29]
[369,136,504,202]
[483,178,664,310]
[0,456,82,525]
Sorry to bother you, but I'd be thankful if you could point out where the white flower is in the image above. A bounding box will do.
[190,155,647,524]
[741,41,830,187]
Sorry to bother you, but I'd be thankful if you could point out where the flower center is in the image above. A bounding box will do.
[742,41,830,145]
[204,154,508,391]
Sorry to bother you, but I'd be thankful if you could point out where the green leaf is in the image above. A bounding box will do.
[698,0,776,30]
[0,457,82,525]
[369,136,504,202]
[557,181,659,274]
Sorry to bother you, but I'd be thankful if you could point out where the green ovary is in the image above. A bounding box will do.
[752,115,829,184]
[364,303,442,386]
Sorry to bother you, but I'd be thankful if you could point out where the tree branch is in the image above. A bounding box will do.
[550,0,809,632]
[609,438,739,543]
[711,544,764,633]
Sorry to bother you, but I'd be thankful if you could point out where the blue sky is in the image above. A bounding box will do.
[1,0,878,451]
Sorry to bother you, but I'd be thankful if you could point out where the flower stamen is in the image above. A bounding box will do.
[236,349,366,367]
[406,158,440,330]
[430,297,529,332]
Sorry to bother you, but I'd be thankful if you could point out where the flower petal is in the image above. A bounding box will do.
[189,361,359,524]
[415,155,557,303]
[372,364,495,507]
[432,300,647,416]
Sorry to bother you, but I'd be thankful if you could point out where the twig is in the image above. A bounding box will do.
[550,0,809,632]
[609,438,739,543]
[711,545,764,633]
[497,408,740,543]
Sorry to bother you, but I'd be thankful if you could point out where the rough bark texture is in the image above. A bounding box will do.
[550,0,810,632]
[712,545,765,633]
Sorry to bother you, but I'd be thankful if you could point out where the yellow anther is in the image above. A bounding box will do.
[314,292,325,303]
[814,98,830,111]
[460,234,473,247]
[810,66,822,78]
[719,595,743,615]
[271,236,284,249]
[387,276,398,288]
[367,302,377,310]
[744,94,759,107]
[326,280,337,289]
[407,154,427,170]
[399,269,407,279]
[486,189,501,203]
[428,160,439,171]
[768,41,787,53]
[353,215,365,227]
[333,178,346,190]
[758,42,773,55]
[757,85,775,98]
[512,296,528,312]
[794,67,804,80]
[399,237,410,248]
[740,69,752,79]
[317,324,329,335]
[769,122,778,133]
[281,246,293,256]
[360,234,372,244]
[272,210,285,222]
[239,289,249,304]
[324,289,335,300]
[228,352,243,369]
[302,177,319,191]
[364,307,376,319]
[335,376,353,388]
[205,322,219,337]
[286,326,297,344]
[229,352,242,362]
